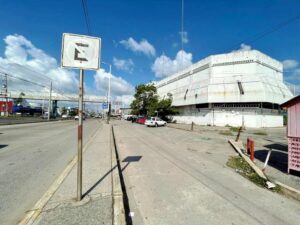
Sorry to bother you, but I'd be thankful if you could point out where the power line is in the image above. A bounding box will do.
[0,71,74,101]
[247,13,300,44]
[230,12,300,51]
[0,71,46,88]
[81,0,92,35]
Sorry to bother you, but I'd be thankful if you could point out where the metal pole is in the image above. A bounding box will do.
[77,69,84,201]
[42,98,44,116]
[262,149,272,171]
[48,81,52,121]
[107,64,111,124]
[4,74,8,116]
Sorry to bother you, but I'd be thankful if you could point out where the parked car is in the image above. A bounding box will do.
[61,114,70,119]
[145,117,167,127]
[131,115,138,123]
[75,115,85,120]
[136,116,147,124]
[126,116,133,121]
[123,114,133,120]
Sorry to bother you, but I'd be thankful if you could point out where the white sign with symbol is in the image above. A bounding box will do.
[61,33,101,70]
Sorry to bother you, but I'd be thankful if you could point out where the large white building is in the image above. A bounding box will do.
[155,50,293,128]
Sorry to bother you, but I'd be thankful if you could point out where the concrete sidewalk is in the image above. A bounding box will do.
[114,121,300,225]
[21,123,125,225]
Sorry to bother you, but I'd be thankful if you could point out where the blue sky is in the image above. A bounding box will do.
[0,0,299,104]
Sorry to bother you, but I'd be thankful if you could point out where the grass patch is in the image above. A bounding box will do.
[253,131,267,136]
[229,127,240,132]
[227,156,282,193]
[219,130,234,136]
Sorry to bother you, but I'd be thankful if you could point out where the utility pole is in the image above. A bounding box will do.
[1,73,8,116]
[77,69,84,201]
[107,64,111,124]
[48,81,52,120]
[3,74,8,116]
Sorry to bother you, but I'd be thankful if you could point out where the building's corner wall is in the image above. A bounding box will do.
[172,113,283,128]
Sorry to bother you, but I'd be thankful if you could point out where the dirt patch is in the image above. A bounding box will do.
[229,127,240,132]
[227,156,282,193]
[219,130,234,136]
[253,131,267,136]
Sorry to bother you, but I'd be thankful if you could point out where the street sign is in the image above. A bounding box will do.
[61,33,101,201]
[102,103,108,109]
[61,33,101,70]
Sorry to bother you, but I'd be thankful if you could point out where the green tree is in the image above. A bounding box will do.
[130,84,177,119]
[15,92,25,105]
[69,110,77,116]
[156,97,178,121]
[130,84,158,116]
[61,107,67,115]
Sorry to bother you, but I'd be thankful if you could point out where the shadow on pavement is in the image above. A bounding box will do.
[264,143,288,152]
[82,156,143,199]
[0,144,8,149]
[255,149,288,173]
[122,156,142,172]
[82,165,117,198]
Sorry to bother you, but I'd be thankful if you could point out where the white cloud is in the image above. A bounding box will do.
[232,43,252,52]
[0,34,78,94]
[285,68,300,82]
[282,59,298,70]
[120,37,156,57]
[151,50,193,78]
[179,31,188,44]
[115,95,134,106]
[113,57,134,72]
[94,69,134,96]
[0,34,136,108]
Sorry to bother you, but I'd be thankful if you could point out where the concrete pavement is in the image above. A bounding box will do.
[168,123,300,191]
[2,118,300,225]
[113,121,300,225]
[0,119,101,225]
[30,123,124,225]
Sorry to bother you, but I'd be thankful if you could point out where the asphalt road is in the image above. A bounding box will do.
[0,119,102,225]
[0,117,59,126]
[113,121,300,225]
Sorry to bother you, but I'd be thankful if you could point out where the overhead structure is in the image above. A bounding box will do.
[155,50,293,128]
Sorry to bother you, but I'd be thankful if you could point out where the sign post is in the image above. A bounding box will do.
[77,69,84,201]
[61,33,101,201]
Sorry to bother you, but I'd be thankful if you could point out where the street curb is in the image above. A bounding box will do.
[17,122,102,225]
[167,123,194,132]
[110,125,126,225]
[275,181,300,201]
[0,118,62,126]
[228,139,268,180]
[228,140,300,201]
[0,119,72,128]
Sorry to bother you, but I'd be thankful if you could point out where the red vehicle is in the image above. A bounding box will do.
[136,116,147,124]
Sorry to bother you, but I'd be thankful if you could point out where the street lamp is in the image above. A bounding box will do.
[101,62,112,124]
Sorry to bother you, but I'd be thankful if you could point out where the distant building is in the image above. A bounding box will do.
[0,100,13,114]
[155,50,293,128]
[120,107,132,116]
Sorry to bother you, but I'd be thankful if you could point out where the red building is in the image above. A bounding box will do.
[281,95,300,173]
[0,100,13,113]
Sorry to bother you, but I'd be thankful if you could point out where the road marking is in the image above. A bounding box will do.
[17,121,103,225]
